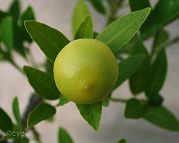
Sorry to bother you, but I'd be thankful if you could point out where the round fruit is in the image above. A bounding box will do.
[53,39,118,104]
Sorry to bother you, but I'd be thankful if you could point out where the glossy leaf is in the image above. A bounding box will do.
[0,16,13,52]
[24,66,60,100]
[77,102,102,130]
[88,0,106,14]
[117,139,127,143]
[144,106,179,131]
[75,16,93,39]
[25,20,69,61]
[141,0,179,39]
[115,54,145,89]
[125,99,147,119]
[12,97,21,127]
[145,49,167,96]
[129,0,150,11]
[58,127,74,143]
[28,103,56,128]
[72,0,90,36]
[0,107,13,132]
[59,96,70,106]
[96,8,151,53]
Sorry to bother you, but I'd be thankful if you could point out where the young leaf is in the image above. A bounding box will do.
[88,0,106,14]
[125,99,147,119]
[12,97,21,127]
[0,16,13,53]
[96,8,151,53]
[144,106,179,131]
[0,107,13,132]
[115,54,145,89]
[72,0,90,35]
[145,49,167,96]
[141,0,179,39]
[77,102,102,130]
[24,20,69,61]
[27,103,56,128]
[117,139,127,143]
[75,16,93,39]
[58,127,74,143]
[24,66,60,100]
[129,0,150,11]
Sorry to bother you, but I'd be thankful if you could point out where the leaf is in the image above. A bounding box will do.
[27,103,56,128]
[25,20,69,61]
[88,0,106,14]
[144,106,179,131]
[58,127,74,143]
[20,6,35,43]
[141,0,179,39]
[117,139,127,143]
[125,99,147,119]
[0,16,13,52]
[77,102,102,130]
[128,35,150,94]
[75,16,93,39]
[72,0,90,36]
[145,49,167,96]
[129,0,150,11]
[59,96,70,106]
[12,97,21,127]
[24,66,60,100]
[0,107,13,132]
[0,11,7,23]
[8,0,20,20]
[115,54,145,89]
[96,8,151,53]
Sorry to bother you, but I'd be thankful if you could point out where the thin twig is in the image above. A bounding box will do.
[110,97,128,103]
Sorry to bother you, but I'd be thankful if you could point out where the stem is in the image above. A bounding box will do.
[110,97,128,103]
[9,59,24,74]
[31,127,42,143]
[106,0,124,25]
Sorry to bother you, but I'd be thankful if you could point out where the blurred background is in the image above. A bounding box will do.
[0,0,179,143]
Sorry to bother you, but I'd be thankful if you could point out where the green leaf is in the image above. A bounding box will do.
[0,107,13,132]
[58,127,74,143]
[75,16,93,39]
[0,16,13,52]
[96,8,151,53]
[12,97,21,127]
[129,0,150,11]
[144,106,179,131]
[145,49,167,96]
[25,20,69,61]
[77,102,102,130]
[88,0,106,14]
[27,103,56,128]
[128,35,150,94]
[20,6,35,43]
[24,66,60,100]
[0,11,7,23]
[117,139,127,143]
[141,0,179,39]
[115,54,145,89]
[72,0,90,36]
[59,96,70,106]
[9,0,20,20]
[125,99,147,119]
[129,57,151,94]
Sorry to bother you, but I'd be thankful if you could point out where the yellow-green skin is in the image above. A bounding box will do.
[54,39,118,104]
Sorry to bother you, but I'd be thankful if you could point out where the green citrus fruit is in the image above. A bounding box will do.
[54,39,118,104]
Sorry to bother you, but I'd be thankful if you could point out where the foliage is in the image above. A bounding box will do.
[0,0,179,142]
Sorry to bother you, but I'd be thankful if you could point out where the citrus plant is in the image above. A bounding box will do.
[0,0,179,143]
